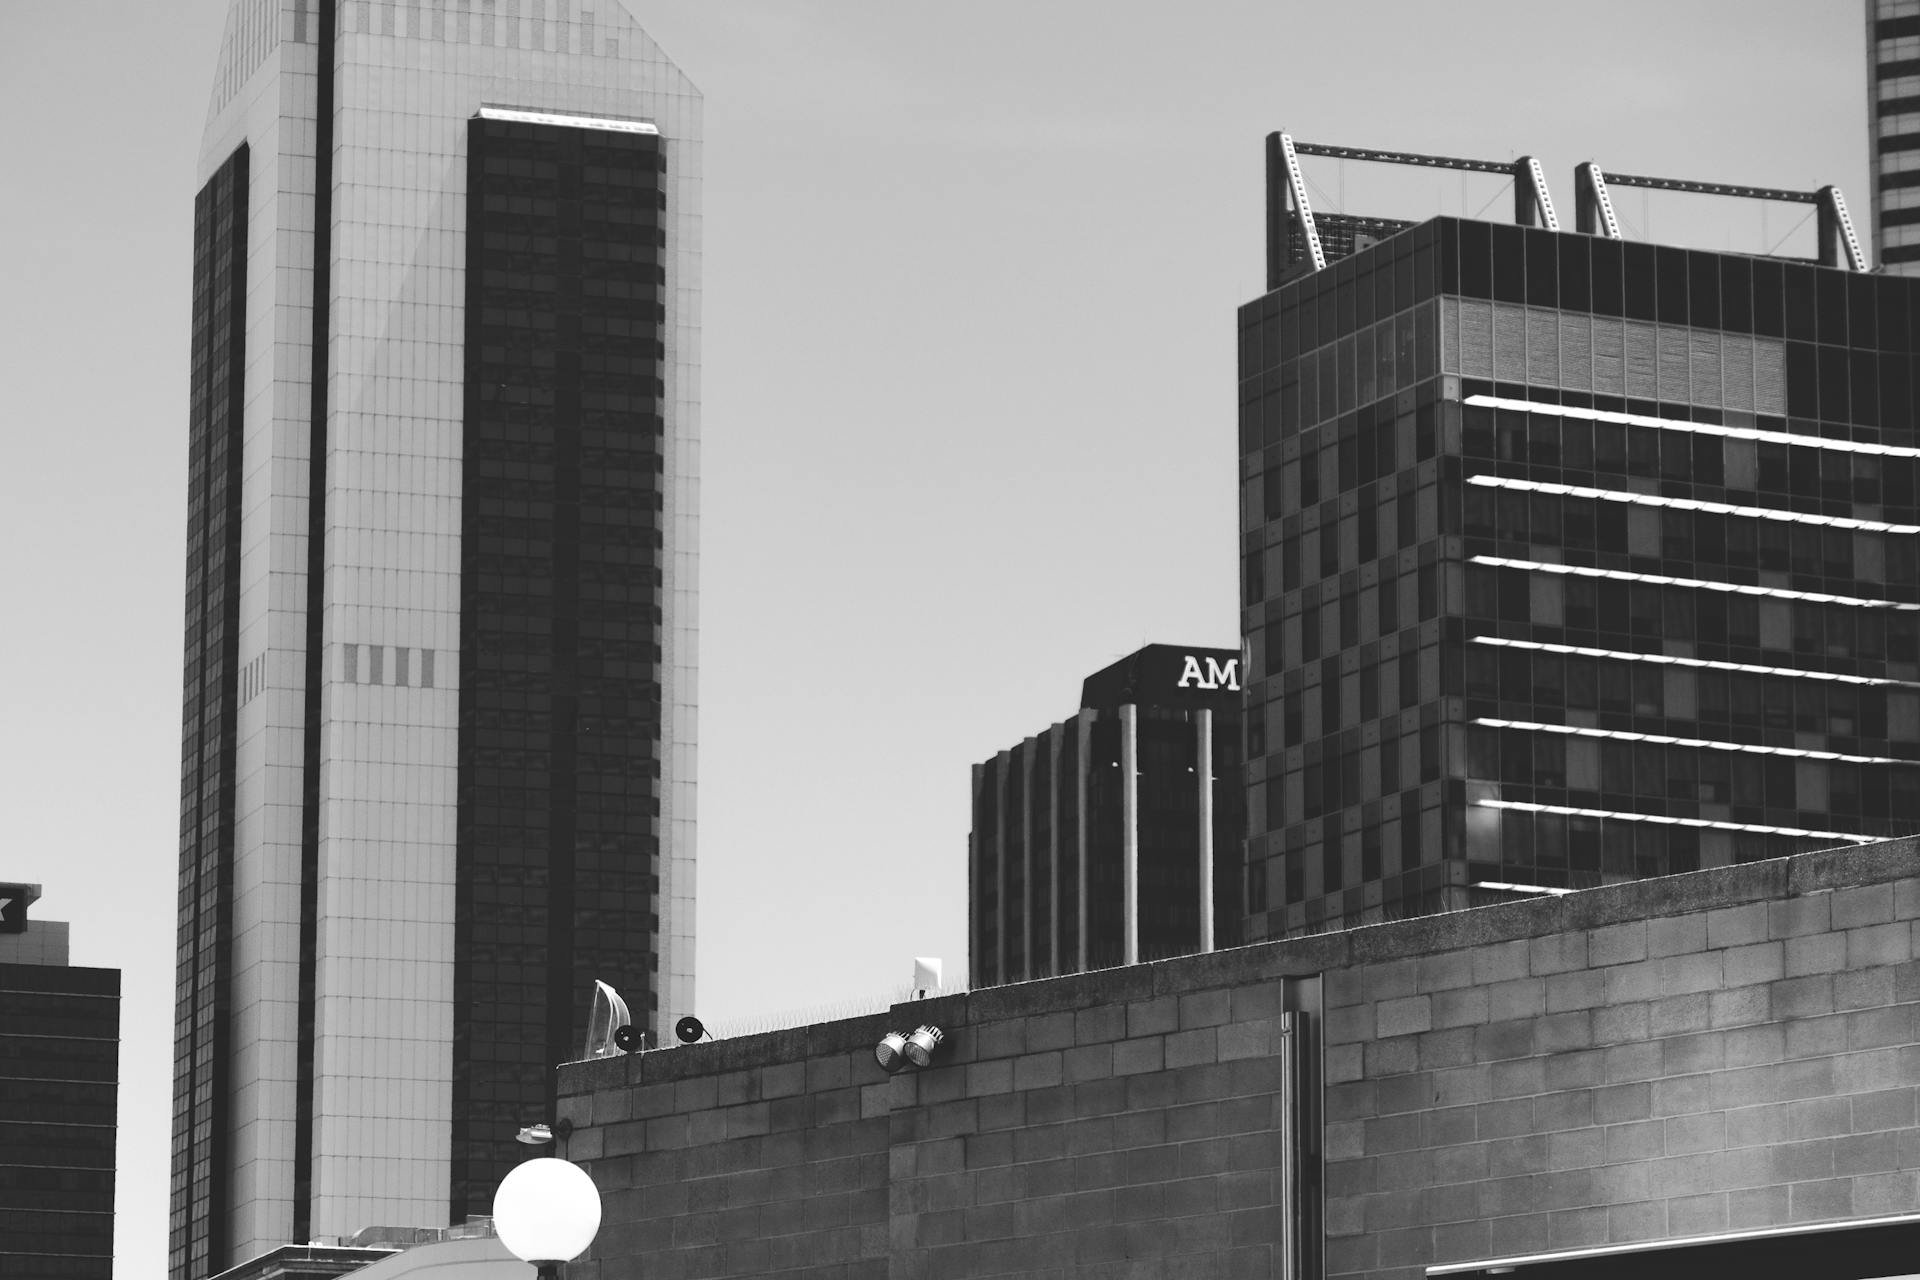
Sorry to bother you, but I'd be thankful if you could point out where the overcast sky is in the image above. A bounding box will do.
[0,1,1865,1273]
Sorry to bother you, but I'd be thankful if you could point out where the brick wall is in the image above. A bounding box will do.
[558,839,1920,1280]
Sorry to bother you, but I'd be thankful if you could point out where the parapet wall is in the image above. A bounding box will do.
[558,838,1920,1280]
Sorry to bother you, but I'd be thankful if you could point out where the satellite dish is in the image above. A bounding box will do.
[583,980,632,1059]
[675,1015,708,1044]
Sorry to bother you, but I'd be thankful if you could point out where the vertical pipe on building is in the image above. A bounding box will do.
[1121,703,1139,966]
[1048,731,1061,977]
[1197,708,1214,954]
[1076,713,1090,974]
[994,755,1008,989]
[1278,1011,1298,1280]
[1020,741,1033,982]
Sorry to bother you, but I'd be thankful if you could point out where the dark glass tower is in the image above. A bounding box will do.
[0,884,120,1278]
[172,3,700,1273]
[971,645,1246,984]
[1239,157,1920,940]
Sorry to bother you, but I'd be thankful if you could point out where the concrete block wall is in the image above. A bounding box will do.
[558,839,1920,1280]
[559,969,1318,1280]
[1319,840,1920,1278]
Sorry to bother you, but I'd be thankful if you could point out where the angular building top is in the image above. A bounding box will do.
[175,2,699,1273]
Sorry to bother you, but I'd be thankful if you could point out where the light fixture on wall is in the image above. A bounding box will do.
[874,1030,911,1073]
[903,1025,945,1068]
[875,1025,946,1073]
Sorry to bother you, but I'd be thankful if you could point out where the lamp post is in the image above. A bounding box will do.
[493,1156,603,1279]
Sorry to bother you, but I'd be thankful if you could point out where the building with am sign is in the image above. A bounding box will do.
[172,2,699,1274]
[0,883,119,1278]
[971,644,1246,986]
[1239,135,1919,940]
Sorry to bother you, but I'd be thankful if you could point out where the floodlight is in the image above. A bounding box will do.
[903,1025,945,1068]
[874,1031,910,1073]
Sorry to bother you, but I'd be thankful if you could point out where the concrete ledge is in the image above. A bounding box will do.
[559,839,1918,1093]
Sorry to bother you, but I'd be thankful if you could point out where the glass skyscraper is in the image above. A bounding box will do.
[1871,0,1920,275]
[1239,154,1920,941]
[173,2,699,1274]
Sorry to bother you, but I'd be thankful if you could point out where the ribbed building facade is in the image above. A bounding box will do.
[970,645,1246,985]
[1239,210,1920,939]
[172,3,699,1275]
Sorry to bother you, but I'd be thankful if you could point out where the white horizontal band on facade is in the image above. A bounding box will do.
[1472,797,1868,843]
[1469,553,1920,612]
[1464,393,1920,460]
[475,105,660,134]
[1468,635,1920,688]
[1465,473,1920,534]
[1472,716,1911,766]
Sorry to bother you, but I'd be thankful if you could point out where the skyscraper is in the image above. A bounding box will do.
[1239,135,1919,940]
[970,645,1245,985]
[0,884,119,1278]
[174,3,698,1274]
[1869,0,1920,274]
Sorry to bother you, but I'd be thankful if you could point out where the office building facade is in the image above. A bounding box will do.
[1240,144,1920,939]
[970,645,1245,985]
[174,3,699,1274]
[0,884,120,1278]
[1870,0,1920,274]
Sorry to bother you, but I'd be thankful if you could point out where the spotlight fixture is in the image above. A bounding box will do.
[874,1031,911,1074]
[903,1025,945,1068]
[675,1015,709,1044]
[513,1119,572,1146]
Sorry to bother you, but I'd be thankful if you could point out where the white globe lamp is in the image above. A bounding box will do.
[493,1156,603,1277]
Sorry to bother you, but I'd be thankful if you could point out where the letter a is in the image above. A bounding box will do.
[1179,655,1207,688]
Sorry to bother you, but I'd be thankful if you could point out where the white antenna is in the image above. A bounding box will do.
[912,958,943,999]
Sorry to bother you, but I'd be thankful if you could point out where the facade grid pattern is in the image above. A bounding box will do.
[1239,216,1920,940]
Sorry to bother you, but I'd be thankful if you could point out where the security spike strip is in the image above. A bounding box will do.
[1278,132,1325,273]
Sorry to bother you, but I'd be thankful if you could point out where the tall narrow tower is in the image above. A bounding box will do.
[173,3,699,1274]
[1869,0,1920,274]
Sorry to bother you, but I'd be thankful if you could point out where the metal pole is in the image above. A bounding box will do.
[1121,703,1139,966]
[1197,709,1214,954]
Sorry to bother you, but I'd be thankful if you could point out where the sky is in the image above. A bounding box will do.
[0,1,1868,1273]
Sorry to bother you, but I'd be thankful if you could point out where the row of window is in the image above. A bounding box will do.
[1254,556,1920,688]
[1464,406,1920,510]
[1465,493,1918,588]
